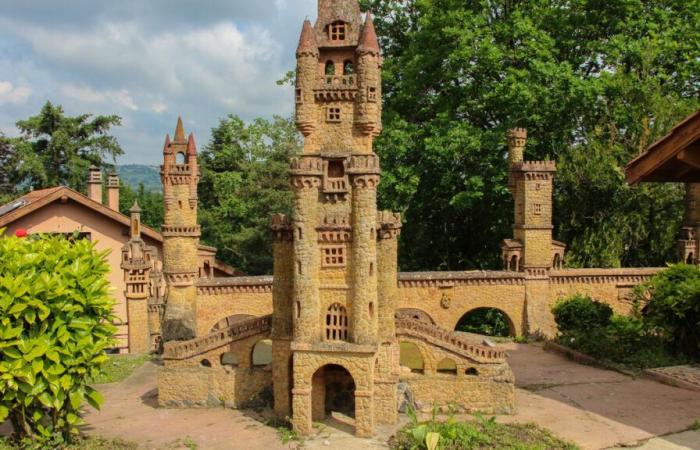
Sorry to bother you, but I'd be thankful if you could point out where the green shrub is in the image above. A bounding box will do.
[552,294,613,333]
[640,263,700,358]
[0,234,116,448]
[392,406,577,450]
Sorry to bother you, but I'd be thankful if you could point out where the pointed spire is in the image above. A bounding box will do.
[162,134,172,154]
[187,133,197,156]
[174,116,185,141]
[358,14,380,54]
[296,20,319,57]
[129,200,141,214]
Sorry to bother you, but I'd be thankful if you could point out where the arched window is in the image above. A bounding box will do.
[176,152,186,164]
[553,254,562,270]
[465,367,479,376]
[325,61,335,76]
[509,255,519,272]
[343,60,353,75]
[437,358,457,375]
[687,253,695,264]
[252,339,273,367]
[326,303,349,341]
[399,342,424,374]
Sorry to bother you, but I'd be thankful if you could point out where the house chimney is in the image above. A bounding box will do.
[107,172,120,211]
[87,166,102,203]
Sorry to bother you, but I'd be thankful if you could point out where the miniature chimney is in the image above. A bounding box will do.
[87,166,102,204]
[107,172,120,211]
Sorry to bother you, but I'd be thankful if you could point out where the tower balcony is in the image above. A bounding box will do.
[314,75,357,101]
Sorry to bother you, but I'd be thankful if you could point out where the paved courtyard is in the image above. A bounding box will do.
[4,343,698,449]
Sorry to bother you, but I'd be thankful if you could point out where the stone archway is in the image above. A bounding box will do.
[311,364,356,426]
[396,308,435,324]
[455,307,516,337]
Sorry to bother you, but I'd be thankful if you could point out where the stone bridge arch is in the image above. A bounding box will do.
[454,307,516,337]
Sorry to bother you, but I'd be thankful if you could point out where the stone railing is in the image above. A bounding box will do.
[197,276,273,295]
[163,315,272,361]
[550,268,661,285]
[395,315,507,364]
[398,271,525,288]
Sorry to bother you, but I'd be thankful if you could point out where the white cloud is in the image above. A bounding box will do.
[61,84,138,111]
[0,81,31,104]
[151,102,168,113]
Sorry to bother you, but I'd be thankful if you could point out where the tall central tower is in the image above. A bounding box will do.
[271,0,401,437]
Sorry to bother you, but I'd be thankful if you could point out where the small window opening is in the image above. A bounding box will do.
[296,88,302,103]
[325,61,335,76]
[465,367,479,376]
[329,21,346,41]
[176,152,186,164]
[369,302,374,318]
[326,107,341,122]
[369,262,374,276]
[368,86,377,102]
[296,301,301,319]
[328,160,345,178]
[343,60,353,75]
[297,261,302,275]
[534,203,542,215]
[437,358,458,375]
[298,227,303,240]
[178,200,183,209]
[200,359,212,368]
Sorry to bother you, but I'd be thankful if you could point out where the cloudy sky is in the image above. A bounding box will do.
[0,0,317,164]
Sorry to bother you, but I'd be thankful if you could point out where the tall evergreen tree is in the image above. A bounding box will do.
[198,115,301,275]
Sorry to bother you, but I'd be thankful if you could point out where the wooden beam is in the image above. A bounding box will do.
[677,145,700,169]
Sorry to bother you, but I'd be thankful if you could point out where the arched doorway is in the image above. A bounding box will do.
[311,364,356,424]
[455,307,515,337]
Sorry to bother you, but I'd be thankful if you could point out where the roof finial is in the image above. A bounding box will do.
[187,133,197,156]
[358,13,380,54]
[174,116,185,141]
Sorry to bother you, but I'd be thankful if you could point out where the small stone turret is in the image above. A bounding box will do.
[679,183,700,264]
[295,20,319,137]
[122,201,156,353]
[355,14,382,138]
[160,117,201,342]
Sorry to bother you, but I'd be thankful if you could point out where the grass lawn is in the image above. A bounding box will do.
[0,436,137,450]
[89,353,152,384]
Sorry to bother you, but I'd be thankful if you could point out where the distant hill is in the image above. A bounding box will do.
[117,165,161,192]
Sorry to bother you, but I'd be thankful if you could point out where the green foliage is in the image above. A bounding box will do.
[88,354,151,385]
[392,406,577,450]
[0,233,116,447]
[455,308,512,337]
[553,293,688,369]
[639,264,700,358]
[5,101,123,193]
[198,115,301,275]
[119,183,164,231]
[360,0,699,270]
[552,295,613,333]
[0,436,137,450]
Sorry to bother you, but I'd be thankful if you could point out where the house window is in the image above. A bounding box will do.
[326,107,341,123]
[534,203,542,216]
[326,303,349,341]
[329,21,346,41]
[327,160,345,178]
[325,61,335,76]
[322,245,345,267]
[343,60,353,75]
[368,86,377,102]
[295,88,302,103]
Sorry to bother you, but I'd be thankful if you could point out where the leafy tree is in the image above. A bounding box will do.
[119,183,164,231]
[198,115,301,275]
[0,234,116,447]
[361,0,699,270]
[0,134,42,204]
[640,264,700,358]
[11,101,123,193]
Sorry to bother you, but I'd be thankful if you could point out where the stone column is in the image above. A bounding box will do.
[127,287,150,354]
[350,171,380,345]
[291,157,322,343]
[376,211,401,342]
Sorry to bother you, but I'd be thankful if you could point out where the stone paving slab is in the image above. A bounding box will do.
[608,429,700,450]
[644,365,700,392]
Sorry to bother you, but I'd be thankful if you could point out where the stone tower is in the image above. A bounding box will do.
[121,201,156,353]
[271,0,400,437]
[678,183,700,264]
[161,118,201,342]
[502,128,565,335]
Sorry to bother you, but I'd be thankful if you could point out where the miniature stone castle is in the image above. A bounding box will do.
[117,0,666,438]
